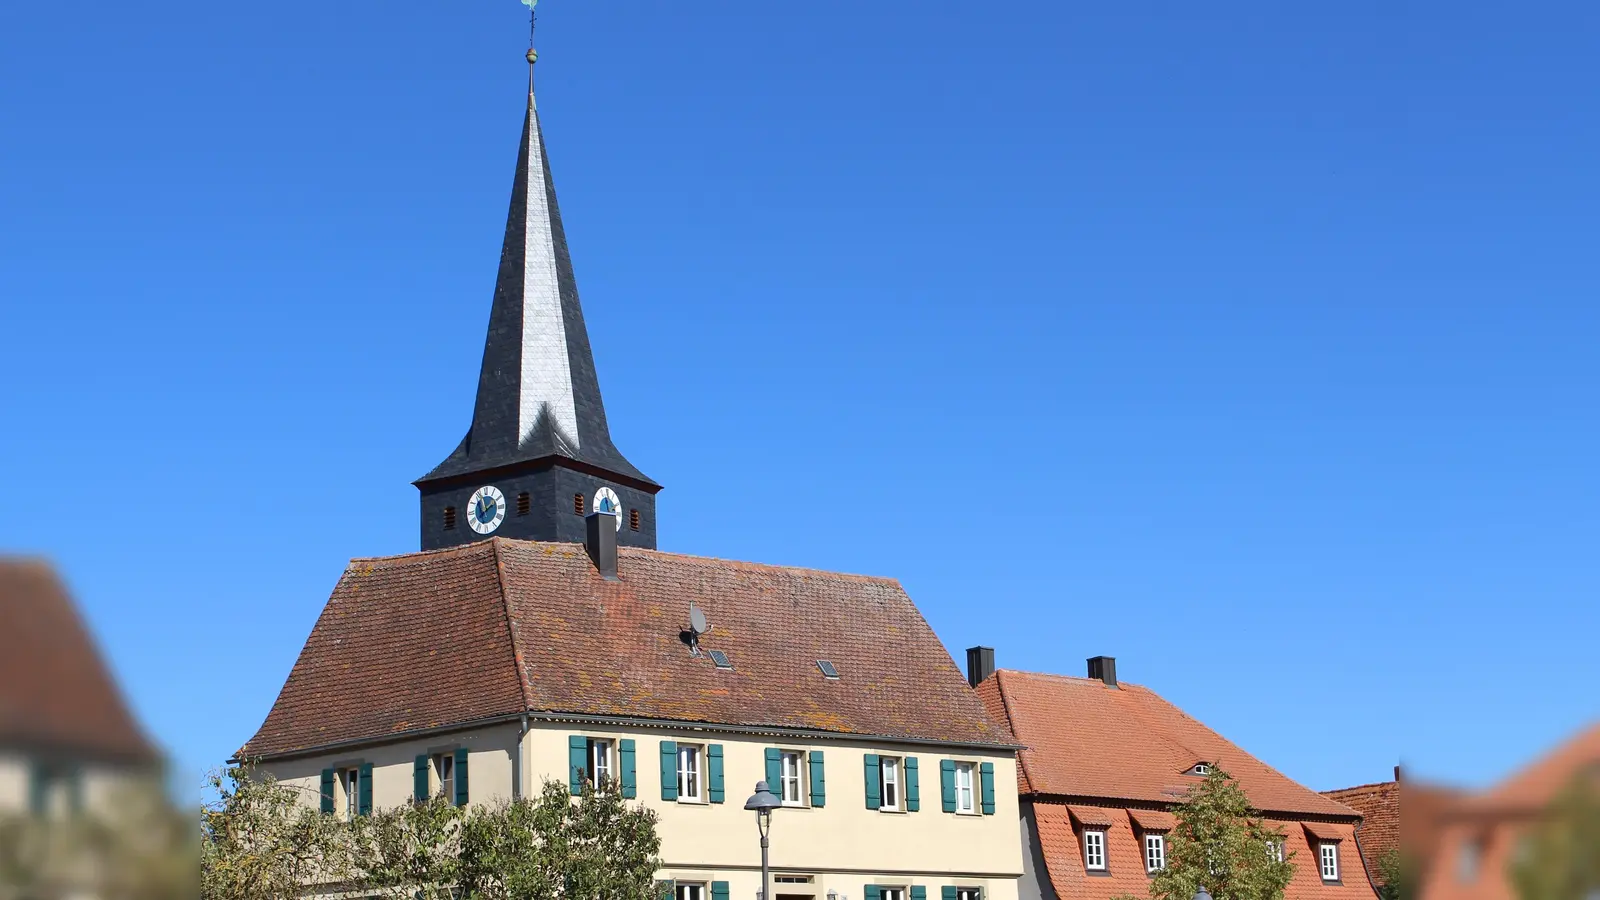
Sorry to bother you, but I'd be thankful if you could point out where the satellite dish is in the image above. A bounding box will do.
[689,604,710,636]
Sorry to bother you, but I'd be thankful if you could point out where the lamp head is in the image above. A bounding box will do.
[744,780,782,812]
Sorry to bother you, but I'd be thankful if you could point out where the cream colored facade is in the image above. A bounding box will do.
[263,719,1022,900]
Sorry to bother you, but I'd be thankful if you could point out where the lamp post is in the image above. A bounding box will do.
[744,781,782,900]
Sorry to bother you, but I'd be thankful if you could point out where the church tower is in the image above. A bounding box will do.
[415,47,660,551]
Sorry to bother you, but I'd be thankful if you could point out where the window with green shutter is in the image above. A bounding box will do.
[711,881,730,900]
[911,887,927,900]
[414,755,430,803]
[979,761,995,815]
[808,750,826,807]
[905,757,921,811]
[454,748,469,807]
[358,762,374,816]
[708,744,725,803]
[865,886,882,900]
[620,738,637,798]
[942,889,959,900]
[765,747,782,792]
[940,759,958,812]
[320,768,335,815]
[569,735,588,795]
[660,741,678,801]
[863,754,881,809]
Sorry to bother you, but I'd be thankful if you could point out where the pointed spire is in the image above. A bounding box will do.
[419,68,654,490]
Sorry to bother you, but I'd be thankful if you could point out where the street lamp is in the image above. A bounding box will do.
[744,781,782,900]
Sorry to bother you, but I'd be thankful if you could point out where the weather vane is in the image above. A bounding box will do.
[522,0,540,91]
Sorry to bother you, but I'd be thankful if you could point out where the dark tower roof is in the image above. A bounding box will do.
[418,90,655,491]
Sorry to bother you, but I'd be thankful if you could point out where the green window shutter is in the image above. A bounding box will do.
[809,750,827,807]
[905,756,921,811]
[358,763,374,816]
[28,764,49,816]
[865,886,881,900]
[942,888,959,900]
[980,761,996,815]
[765,747,782,791]
[414,755,430,802]
[66,768,84,815]
[708,744,726,803]
[660,741,678,801]
[712,881,730,900]
[319,768,335,815]
[863,754,881,809]
[455,748,470,807]
[912,887,927,900]
[569,735,589,795]
[620,739,638,798]
[941,759,958,813]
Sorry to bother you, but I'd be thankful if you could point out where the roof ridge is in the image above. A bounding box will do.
[490,539,533,713]
[997,667,1148,690]
[1323,780,1397,795]
[991,670,1033,792]
[347,540,501,565]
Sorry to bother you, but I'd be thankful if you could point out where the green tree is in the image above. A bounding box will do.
[202,766,358,900]
[352,795,466,900]
[1510,776,1600,900]
[459,779,662,900]
[1374,847,1408,900]
[1135,766,1297,900]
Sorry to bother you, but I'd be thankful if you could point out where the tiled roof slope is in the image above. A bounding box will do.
[1324,780,1399,877]
[244,539,1013,759]
[0,559,157,764]
[984,669,1357,817]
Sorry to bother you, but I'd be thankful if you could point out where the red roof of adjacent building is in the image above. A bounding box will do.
[0,559,157,764]
[978,667,1374,900]
[243,539,1015,759]
[979,669,1357,817]
[1324,779,1399,880]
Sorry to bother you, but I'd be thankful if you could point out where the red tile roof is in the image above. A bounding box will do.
[1465,722,1600,815]
[981,669,1358,818]
[243,539,1015,759]
[0,559,157,764]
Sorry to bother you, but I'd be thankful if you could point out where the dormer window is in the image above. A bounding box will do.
[1188,762,1212,776]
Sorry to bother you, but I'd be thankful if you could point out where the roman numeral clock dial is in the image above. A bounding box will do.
[466,485,507,535]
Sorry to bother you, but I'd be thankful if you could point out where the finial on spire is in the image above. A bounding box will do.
[524,0,539,93]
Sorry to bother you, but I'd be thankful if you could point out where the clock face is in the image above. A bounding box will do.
[592,487,622,532]
[467,485,507,535]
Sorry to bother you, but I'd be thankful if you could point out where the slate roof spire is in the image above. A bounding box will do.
[419,50,654,489]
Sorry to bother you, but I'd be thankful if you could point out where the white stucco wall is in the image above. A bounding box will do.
[262,720,1022,900]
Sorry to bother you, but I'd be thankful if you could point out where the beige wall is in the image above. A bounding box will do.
[263,721,1022,900]
[0,751,151,817]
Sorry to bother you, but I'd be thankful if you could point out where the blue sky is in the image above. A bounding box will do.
[2,1,1596,798]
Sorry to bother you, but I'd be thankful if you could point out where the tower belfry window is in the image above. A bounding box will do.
[573,493,585,516]
[443,507,457,530]
[516,492,530,516]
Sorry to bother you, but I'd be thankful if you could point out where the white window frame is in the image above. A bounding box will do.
[779,750,805,806]
[955,888,983,900]
[1320,842,1340,881]
[955,761,976,814]
[879,756,901,811]
[1084,829,1107,871]
[677,744,703,802]
[432,753,454,800]
[1145,833,1166,872]
[588,738,614,788]
[676,884,706,900]
[1267,840,1284,863]
[880,888,908,900]
[341,768,361,820]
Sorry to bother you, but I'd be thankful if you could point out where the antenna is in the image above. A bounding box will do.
[686,604,710,657]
